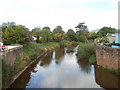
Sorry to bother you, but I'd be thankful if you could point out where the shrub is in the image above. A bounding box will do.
[89,54,96,64]
[77,43,95,59]
[59,40,71,47]
[77,43,96,64]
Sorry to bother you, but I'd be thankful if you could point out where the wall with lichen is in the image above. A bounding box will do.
[1,46,23,66]
[95,40,120,69]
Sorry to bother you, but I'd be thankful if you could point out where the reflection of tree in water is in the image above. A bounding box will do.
[40,52,53,67]
[66,46,75,53]
[94,65,120,89]
[55,48,65,64]
[10,61,38,88]
[77,59,91,73]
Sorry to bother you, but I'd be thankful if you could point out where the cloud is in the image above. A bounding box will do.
[0,0,119,31]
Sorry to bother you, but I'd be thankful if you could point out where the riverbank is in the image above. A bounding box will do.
[2,40,78,89]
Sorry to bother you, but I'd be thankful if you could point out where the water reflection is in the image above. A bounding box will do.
[39,52,53,67]
[9,46,119,88]
[77,59,91,74]
[10,61,38,88]
[94,65,120,89]
[55,48,65,64]
[66,46,75,53]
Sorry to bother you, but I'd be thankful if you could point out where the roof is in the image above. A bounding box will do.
[32,36,37,40]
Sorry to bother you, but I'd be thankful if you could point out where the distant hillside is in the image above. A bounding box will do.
[90,29,100,33]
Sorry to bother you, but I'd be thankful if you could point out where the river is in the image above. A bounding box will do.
[10,46,120,88]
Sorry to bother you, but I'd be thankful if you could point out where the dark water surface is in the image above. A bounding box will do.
[10,46,120,88]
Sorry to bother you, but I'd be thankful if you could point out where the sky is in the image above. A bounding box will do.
[0,0,119,31]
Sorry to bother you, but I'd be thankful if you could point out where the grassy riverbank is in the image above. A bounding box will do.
[77,42,96,64]
[2,41,75,87]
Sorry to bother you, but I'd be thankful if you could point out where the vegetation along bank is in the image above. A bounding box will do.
[1,21,119,88]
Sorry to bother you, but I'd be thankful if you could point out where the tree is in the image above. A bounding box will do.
[31,27,41,43]
[66,29,76,41]
[53,26,65,42]
[39,27,52,42]
[53,26,65,34]
[31,27,41,37]
[88,32,97,40]
[3,26,15,44]
[97,27,117,37]
[2,22,32,45]
[75,22,89,43]
[75,22,88,33]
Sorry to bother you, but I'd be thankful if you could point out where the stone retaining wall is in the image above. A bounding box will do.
[1,46,23,65]
[95,40,120,69]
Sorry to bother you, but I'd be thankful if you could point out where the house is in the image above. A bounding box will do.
[106,33,116,43]
[0,40,4,51]
[0,41,3,46]
[106,31,120,44]
[32,36,37,43]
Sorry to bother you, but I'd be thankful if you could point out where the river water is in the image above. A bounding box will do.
[10,46,120,88]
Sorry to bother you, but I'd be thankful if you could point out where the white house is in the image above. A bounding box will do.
[106,33,116,43]
[106,32,120,44]
[0,41,3,46]
[32,36,37,43]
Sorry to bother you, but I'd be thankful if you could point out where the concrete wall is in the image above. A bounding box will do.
[1,46,23,65]
[95,40,120,69]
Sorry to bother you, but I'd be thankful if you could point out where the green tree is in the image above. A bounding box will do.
[39,27,52,42]
[75,22,88,34]
[31,27,41,36]
[53,26,65,34]
[97,27,117,37]
[31,27,41,42]
[3,26,15,44]
[66,29,76,41]
[88,32,97,40]
[75,22,89,43]
[2,22,32,45]
[53,26,65,42]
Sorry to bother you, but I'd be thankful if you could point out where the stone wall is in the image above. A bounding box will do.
[95,40,120,69]
[1,46,23,65]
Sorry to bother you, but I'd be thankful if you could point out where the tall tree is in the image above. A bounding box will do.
[75,22,89,43]
[66,29,76,41]
[75,22,88,33]
[39,27,52,42]
[31,27,41,37]
[53,26,65,42]
[97,27,117,37]
[53,26,65,34]
[31,27,41,43]
[2,22,32,44]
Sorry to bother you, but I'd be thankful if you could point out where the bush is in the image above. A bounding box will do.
[77,43,95,59]
[59,40,71,47]
[89,54,96,64]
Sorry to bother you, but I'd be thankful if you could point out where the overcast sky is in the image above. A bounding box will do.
[0,0,119,31]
